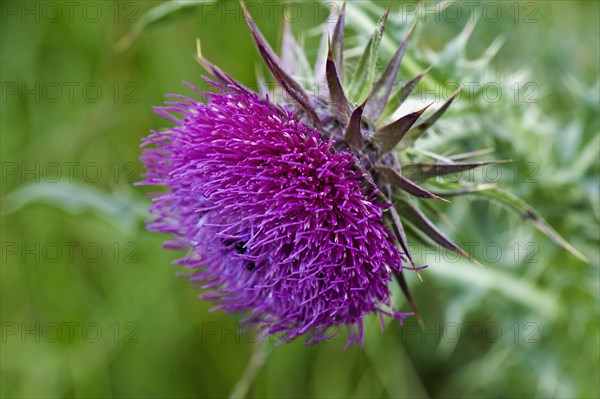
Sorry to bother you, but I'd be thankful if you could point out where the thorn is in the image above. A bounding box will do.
[416,269,424,282]
[432,194,451,203]
[385,2,392,17]
[450,86,462,100]
[358,96,369,109]
[196,38,202,60]
[422,65,433,75]
[403,20,416,45]
[418,102,434,115]
[326,33,333,60]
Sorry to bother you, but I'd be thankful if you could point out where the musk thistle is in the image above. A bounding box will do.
[140,3,561,345]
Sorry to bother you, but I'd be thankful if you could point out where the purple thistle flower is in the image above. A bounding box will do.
[138,1,585,347]
[141,80,409,345]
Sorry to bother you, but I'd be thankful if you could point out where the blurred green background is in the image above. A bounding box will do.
[1,1,598,398]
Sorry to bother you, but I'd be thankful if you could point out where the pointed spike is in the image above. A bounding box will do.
[376,166,449,202]
[331,0,346,78]
[398,88,461,150]
[395,66,432,107]
[413,87,461,132]
[384,2,392,18]
[396,198,475,262]
[389,206,416,269]
[394,270,423,325]
[343,98,366,150]
[240,1,278,60]
[401,160,512,183]
[372,104,431,154]
[381,66,432,120]
[195,39,248,92]
[241,2,322,129]
[459,15,479,45]
[326,37,351,124]
[364,22,415,122]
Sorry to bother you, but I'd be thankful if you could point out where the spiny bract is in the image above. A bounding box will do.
[140,3,491,345]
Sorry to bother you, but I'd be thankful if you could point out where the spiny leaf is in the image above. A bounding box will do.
[364,23,414,122]
[399,88,461,149]
[385,67,432,118]
[326,40,351,125]
[476,188,588,262]
[400,160,511,183]
[430,183,497,197]
[433,16,479,67]
[343,99,366,150]
[375,166,449,202]
[395,198,474,262]
[371,104,431,154]
[349,6,390,101]
[241,2,322,129]
[331,0,346,78]
[448,148,495,160]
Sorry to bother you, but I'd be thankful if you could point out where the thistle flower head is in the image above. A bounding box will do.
[140,2,507,345]
[142,80,408,344]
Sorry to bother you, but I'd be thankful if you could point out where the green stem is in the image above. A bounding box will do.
[229,341,270,399]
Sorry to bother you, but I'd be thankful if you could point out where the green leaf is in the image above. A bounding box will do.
[475,188,588,262]
[363,23,414,122]
[2,182,147,233]
[331,0,346,78]
[349,7,390,101]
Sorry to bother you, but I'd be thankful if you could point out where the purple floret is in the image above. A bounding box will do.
[140,80,409,345]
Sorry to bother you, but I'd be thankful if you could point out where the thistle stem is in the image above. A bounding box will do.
[229,341,270,399]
